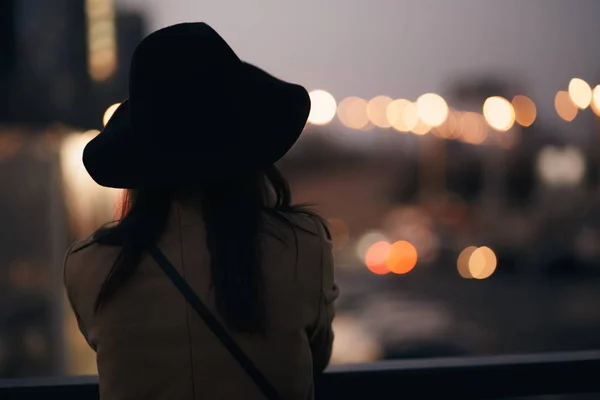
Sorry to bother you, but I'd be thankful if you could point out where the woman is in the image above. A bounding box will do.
[64,22,338,400]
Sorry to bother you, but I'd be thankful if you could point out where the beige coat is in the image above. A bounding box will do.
[64,202,338,399]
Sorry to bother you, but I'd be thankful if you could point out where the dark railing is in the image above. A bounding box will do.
[2,350,600,399]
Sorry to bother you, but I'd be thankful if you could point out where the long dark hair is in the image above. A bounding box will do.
[93,165,327,334]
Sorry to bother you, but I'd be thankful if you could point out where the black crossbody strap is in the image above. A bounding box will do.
[147,245,281,400]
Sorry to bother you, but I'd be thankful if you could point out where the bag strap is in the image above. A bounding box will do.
[147,245,281,400]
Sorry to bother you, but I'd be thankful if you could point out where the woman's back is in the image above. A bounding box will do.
[65,21,338,399]
[65,202,337,399]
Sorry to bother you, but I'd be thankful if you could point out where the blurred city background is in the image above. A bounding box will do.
[2,0,600,380]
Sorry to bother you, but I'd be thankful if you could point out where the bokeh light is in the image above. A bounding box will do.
[555,90,578,122]
[385,241,418,274]
[387,99,410,132]
[592,85,600,117]
[416,93,449,127]
[459,112,488,145]
[512,95,537,127]
[102,103,120,127]
[337,97,369,129]
[537,145,586,187]
[457,246,477,278]
[387,100,419,132]
[403,103,420,132]
[468,246,497,279]
[365,241,392,275]
[568,78,592,109]
[367,95,393,128]
[483,96,515,131]
[308,90,337,125]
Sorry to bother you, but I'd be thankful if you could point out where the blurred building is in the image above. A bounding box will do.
[0,0,146,378]
[0,0,145,128]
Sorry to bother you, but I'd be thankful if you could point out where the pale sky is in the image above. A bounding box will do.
[117,0,600,121]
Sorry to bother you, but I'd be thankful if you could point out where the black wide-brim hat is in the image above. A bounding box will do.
[83,22,311,189]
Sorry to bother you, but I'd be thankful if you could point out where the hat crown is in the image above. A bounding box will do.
[129,23,240,87]
[128,23,242,151]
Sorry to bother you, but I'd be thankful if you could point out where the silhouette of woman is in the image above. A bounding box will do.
[64,22,338,400]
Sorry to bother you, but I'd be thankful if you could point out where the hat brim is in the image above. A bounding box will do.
[83,62,310,189]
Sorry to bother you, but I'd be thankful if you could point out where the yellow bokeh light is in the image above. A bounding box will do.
[457,246,477,278]
[411,118,431,135]
[555,91,578,122]
[367,96,393,128]
[103,103,121,127]
[337,97,370,130]
[483,96,515,131]
[592,85,600,117]
[387,99,409,131]
[403,103,420,132]
[512,95,537,127]
[568,78,592,109]
[416,93,449,127]
[308,90,337,125]
[468,246,497,280]
[387,99,419,132]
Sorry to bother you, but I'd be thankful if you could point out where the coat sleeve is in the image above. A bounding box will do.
[63,241,98,352]
[307,220,339,374]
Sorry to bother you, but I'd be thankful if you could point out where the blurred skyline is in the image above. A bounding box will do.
[118,0,600,121]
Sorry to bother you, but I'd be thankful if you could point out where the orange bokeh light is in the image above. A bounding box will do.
[457,246,477,278]
[555,91,578,122]
[386,241,418,274]
[512,95,537,127]
[365,241,392,275]
[367,95,393,128]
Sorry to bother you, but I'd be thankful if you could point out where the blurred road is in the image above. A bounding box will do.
[333,266,600,362]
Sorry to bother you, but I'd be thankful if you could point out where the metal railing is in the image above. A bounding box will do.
[2,350,600,399]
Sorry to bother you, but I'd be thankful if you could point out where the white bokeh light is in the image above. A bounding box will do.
[537,146,586,187]
[308,90,337,125]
